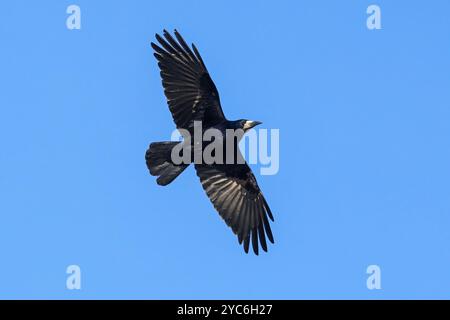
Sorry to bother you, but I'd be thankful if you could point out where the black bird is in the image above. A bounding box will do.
[145,30,274,255]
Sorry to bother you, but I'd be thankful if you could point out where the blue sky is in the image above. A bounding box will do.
[1,0,450,299]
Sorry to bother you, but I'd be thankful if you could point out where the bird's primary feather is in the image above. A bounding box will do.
[151,29,226,130]
[195,163,274,255]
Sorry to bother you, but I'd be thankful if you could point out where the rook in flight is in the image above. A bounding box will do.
[145,30,275,255]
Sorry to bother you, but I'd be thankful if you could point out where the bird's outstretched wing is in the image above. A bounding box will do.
[151,30,226,130]
[195,163,275,255]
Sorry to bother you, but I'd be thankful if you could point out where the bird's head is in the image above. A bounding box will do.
[233,119,262,132]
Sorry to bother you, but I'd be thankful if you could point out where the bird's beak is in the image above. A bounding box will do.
[243,120,262,131]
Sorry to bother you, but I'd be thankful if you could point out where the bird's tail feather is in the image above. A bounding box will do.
[145,141,188,186]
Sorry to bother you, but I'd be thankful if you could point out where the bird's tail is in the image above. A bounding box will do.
[145,141,189,186]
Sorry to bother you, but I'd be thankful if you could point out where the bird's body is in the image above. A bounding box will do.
[146,30,275,255]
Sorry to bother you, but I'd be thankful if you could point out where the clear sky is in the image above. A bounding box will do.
[1,0,450,299]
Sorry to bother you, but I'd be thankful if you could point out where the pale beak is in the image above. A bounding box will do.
[244,120,262,131]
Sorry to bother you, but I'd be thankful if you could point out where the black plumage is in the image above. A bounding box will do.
[146,30,275,254]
